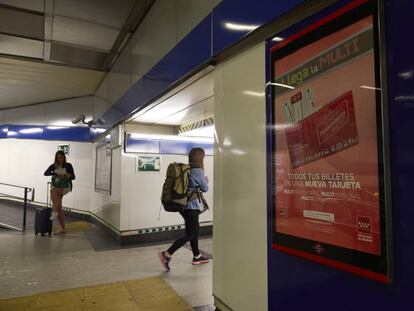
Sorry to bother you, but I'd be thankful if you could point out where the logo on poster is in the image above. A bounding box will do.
[317,100,350,144]
[357,216,372,234]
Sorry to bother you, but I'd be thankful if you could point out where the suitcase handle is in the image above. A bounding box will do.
[46,182,51,208]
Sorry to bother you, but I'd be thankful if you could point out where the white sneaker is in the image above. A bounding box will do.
[54,227,66,235]
[49,211,58,221]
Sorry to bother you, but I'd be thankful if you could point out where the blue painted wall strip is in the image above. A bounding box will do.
[100,1,307,129]
[0,124,96,142]
[124,135,213,156]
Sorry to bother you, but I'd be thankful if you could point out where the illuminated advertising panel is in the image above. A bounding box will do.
[270,2,392,283]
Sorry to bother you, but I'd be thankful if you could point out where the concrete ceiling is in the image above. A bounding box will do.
[0,0,154,70]
[130,67,214,126]
[0,0,155,110]
[0,57,104,109]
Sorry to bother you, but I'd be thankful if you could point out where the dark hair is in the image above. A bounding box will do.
[54,150,66,167]
[189,147,205,169]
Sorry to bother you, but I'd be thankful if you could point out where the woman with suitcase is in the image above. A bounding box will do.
[44,150,75,234]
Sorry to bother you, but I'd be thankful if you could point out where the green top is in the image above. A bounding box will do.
[51,166,70,189]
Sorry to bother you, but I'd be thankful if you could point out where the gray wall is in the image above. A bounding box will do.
[94,0,222,110]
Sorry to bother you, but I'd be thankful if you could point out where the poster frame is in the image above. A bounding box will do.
[94,142,112,194]
[267,0,394,284]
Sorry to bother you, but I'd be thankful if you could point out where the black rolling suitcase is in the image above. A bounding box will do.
[35,182,53,236]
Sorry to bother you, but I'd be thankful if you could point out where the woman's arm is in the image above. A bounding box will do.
[44,164,55,176]
[66,163,76,180]
[193,168,208,192]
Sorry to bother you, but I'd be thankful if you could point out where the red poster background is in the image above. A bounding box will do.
[274,16,381,255]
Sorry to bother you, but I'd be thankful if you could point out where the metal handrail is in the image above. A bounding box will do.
[0,182,34,190]
[0,182,36,231]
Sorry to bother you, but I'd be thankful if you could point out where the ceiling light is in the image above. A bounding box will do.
[7,131,17,136]
[129,133,213,143]
[272,36,284,42]
[46,126,67,130]
[178,125,215,138]
[224,22,259,32]
[19,128,43,134]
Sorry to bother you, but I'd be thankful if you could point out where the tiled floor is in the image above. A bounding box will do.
[0,201,215,310]
[0,277,194,311]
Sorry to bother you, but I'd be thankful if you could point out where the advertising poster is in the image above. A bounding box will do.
[271,13,389,282]
[137,156,161,172]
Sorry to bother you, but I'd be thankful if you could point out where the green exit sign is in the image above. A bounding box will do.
[58,144,70,155]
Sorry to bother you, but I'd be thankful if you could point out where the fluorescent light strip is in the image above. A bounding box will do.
[224,22,259,32]
[130,133,213,143]
[19,128,43,134]
[46,126,67,130]
[178,125,215,138]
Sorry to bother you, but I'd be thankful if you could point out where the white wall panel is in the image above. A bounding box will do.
[120,152,213,231]
[213,43,267,311]
[0,139,93,212]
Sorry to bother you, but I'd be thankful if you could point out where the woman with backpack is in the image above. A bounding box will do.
[44,150,75,234]
[159,147,210,271]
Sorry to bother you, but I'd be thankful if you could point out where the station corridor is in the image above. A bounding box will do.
[1,0,414,310]
[0,204,213,310]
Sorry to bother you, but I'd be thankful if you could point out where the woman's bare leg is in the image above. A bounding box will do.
[57,205,65,230]
[55,189,65,230]
[50,188,59,213]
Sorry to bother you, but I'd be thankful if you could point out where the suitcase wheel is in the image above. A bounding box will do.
[35,232,38,235]
[48,232,52,236]
[41,233,45,236]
